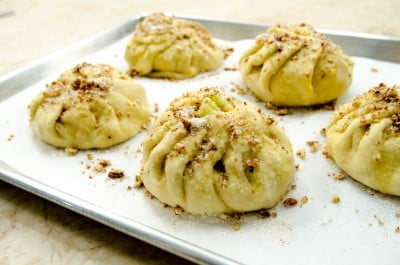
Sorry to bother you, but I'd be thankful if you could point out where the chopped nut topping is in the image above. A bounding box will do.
[134,175,144,188]
[265,102,292,116]
[396,209,400,218]
[257,209,271,218]
[296,149,306,159]
[65,147,78,156]
[246,158,259,167]
[94,159,110,172]
[374,215,384,226]
[300,196,308,206]
[174,205,184,215]
[331,196,340,203]
[223,47,234,59]
[128,69,140,77]
[322,149,330,158]
[306,140,320,153]
[283,198,298,207]
[108,169,125,179]
[331,172,346,180]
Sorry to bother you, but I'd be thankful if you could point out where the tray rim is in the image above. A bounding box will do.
[1,12,400,265]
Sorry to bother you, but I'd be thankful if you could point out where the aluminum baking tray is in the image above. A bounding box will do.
[1,13,400,265]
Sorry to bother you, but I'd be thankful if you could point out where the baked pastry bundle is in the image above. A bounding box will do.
[140,88,295,214]
[239,23,354,106]
[326,84,400,196]
[125,13,224,79]
[30,63,151,149]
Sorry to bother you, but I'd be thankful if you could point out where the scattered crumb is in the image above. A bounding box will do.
[224,67,238,71]
[265,102,291,115]
[223,47,234,59]
[300,196,308,207]
[86,153,93,160]
[233,222,240,231]
[6,134,14,141]
[128,69,139,77]
[144,190,155,200]
[396,209,400,218]
[283,198,298,207]
[296,149,306,159]
[85,165,91,170]
[295,164,300,170]
[331,196,340,203]
[65,147,78,156]
[374,215,384,226]
[134,175,143,188]
[331,171,346,180]
[396,226,400,233]
[108,169,125,179]
[370,67,378,73]
[141,124,148,130]
[154,103,159,113]
[174,205,184,215]
[270,212,278,218]
[94,159,110,172]
[368,223,373,227]
[320,128,326,136]
[257,209,271,218]
[79,161,84,165]
[322,149,330,158]
[127,186,132,191]
[306,140,321,153]
[291,184,297,190]
[320,101,336,110]
[229,82,248,95]
[88,175,93,179]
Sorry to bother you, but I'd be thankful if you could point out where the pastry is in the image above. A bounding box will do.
[125,13,224,79]
[239,23,354,106]
[326,83,400,195]
[140,88,295,214]
[30,63,151,149]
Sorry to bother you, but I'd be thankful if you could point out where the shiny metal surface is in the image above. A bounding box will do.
[0,13,399,265]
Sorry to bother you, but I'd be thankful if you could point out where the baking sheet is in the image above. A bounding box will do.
[1,16,400,265]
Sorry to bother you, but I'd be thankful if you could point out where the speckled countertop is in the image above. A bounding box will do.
[0,0,399,264]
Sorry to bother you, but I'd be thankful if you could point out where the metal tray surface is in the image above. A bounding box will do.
[1,13,400,265]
